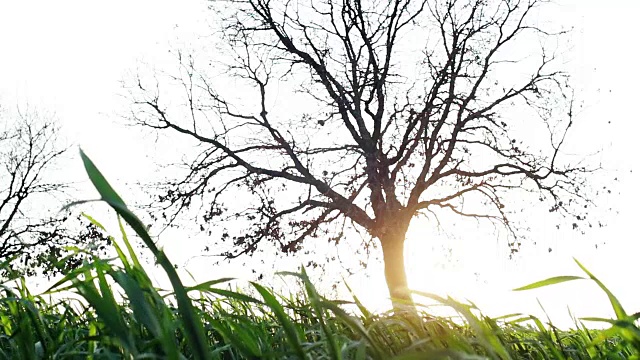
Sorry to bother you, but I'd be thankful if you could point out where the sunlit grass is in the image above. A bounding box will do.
[0,151,636,359]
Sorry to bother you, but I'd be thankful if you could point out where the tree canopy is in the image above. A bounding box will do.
[127,0,595,307]
[0,106,110,276]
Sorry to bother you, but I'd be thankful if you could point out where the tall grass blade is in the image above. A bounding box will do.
[300,268,341,360]
[573,258,628,320]
[77,149,211,360]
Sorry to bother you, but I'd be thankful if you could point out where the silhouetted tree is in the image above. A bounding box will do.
[127,0,595,308]
[0,106,110,276]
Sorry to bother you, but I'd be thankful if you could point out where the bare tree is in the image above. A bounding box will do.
[0,106,110,276]
[127,0,595,307]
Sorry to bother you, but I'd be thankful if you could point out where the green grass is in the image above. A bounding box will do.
[0,150,637,359]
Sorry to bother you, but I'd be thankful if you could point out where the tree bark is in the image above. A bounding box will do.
[380,229,413,312]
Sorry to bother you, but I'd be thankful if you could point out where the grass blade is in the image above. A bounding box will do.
[77,149,211,360]
[252,282,307,359]
[513,276,584,291]
[574,258,628,319]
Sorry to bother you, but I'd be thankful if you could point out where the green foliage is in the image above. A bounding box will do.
[0,151,635,359]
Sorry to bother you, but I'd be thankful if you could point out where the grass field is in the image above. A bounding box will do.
[0,152,636,360]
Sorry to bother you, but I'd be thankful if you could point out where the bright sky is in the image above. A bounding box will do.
[0,0,638,328]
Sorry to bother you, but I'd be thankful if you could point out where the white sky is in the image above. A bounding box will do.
[0,0,638,328]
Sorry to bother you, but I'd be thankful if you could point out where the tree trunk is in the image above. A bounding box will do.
[380,230,414,313]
